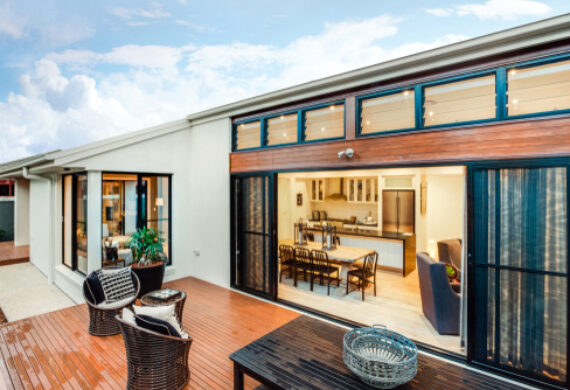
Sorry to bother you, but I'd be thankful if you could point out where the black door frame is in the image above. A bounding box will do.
[230,172,278,301]
[230,157,569,389]
[466,158,570,389]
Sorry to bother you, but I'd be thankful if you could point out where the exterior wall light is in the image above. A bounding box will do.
[337,148,354,159]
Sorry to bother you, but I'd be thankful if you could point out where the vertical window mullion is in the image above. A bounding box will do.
[415,85,423,129]
[496,67,507,120]
[298,109,304,143]
[260,118,266,147]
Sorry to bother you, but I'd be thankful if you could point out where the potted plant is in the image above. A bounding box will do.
[128,227,166,297]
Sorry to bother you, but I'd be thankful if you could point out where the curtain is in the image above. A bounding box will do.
[481,167,567,383]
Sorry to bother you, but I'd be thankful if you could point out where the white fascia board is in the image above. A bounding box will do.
[186,13,570,123]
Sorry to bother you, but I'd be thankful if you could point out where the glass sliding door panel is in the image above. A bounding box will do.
[63,175,73,268]
[76,174,88,274]
[233,175,274,298]
[472,166,568,385]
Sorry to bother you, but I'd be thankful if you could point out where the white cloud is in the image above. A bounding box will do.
[426,0,551,20]
[0,2,26,38]
[425,8,454,17]
[110,6,170,20]
[174,20,216,32]
[47,45,195,69]
[0,14,471,162]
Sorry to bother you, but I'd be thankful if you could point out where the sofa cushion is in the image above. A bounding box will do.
[121,307,136,326]
[84,272,105,305]
[97,267,136,303]
[133,304,188,339]
[135,314,181,337]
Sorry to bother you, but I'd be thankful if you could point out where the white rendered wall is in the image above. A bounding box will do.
[29,179,51,276]
[14,179,30,246]
[184,118,231,287]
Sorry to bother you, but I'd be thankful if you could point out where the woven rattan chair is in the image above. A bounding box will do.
[117,316,193,390]
[83,269,140,336]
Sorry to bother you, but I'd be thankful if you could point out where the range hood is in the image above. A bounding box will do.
[325,178,347,201]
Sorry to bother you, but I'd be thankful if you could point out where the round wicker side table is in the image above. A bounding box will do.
[140,289,187,326]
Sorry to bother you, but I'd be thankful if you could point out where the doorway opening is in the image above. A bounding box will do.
[277,166,467,355]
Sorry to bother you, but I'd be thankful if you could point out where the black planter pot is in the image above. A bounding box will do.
[130,261,165,298]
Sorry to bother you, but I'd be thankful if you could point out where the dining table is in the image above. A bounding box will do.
[279,238,375,283]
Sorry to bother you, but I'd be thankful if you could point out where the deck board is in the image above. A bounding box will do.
[0,276,530,389]
[0,243,29,267]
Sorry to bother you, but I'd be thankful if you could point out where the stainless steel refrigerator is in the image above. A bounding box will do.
[382,190,415,234]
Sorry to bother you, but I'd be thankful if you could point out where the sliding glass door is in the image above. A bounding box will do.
[470,164,568,387]
[62,173,88,274]
[231,173,276,299]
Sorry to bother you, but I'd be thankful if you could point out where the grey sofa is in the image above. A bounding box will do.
[416,252,460,335]
[437,238,462,271]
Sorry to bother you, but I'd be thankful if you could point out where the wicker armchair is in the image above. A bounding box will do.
[117,316,193,390]
[83,269,140,336]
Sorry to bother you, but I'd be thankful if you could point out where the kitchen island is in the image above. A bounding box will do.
[306,225,416,276]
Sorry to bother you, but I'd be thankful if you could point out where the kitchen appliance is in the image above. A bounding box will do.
[319,210,327,221]
[312,210,321,221]
[325,178,347,201]
[382,190,415,234]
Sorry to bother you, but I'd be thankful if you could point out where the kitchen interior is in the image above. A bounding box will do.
[277,166,466,354]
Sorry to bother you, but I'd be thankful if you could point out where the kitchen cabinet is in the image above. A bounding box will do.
[310,179,325,202]
[346,177,378,204]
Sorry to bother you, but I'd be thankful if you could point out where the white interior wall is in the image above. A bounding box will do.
[423,174,465,259]
[13,179,30,246]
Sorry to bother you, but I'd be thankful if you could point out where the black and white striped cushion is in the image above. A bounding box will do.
[97,268,136,303]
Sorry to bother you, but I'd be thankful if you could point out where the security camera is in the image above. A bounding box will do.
[338,148,354,159]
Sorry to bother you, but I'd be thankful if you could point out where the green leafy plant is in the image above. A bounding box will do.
[127,227,164,265]
[445,264,457,279]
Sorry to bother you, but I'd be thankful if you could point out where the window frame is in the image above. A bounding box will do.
[100,171,173,266]
[61,172,88,275]
[232,100,345,151]
[505,53,570,121]
[356,87,417,138]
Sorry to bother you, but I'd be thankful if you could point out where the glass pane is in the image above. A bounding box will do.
[507,59,570,116]
[477,268,567,383]
[236,121,261,150]
[304,104,344,141]
[63,176,73,268]
[266,113,298,146]
[244,177,264,232]
[361,90,414,134]
[424,75,496,126]
[76,175,88,274]
[142,176,170,263]
[102,174,138,239]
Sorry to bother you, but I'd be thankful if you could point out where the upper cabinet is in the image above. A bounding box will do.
[346,177,378,204]
[310,179,325,202]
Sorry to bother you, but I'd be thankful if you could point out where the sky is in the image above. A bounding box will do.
[0,0,569,163]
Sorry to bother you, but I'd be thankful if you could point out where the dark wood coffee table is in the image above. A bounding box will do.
[140,289,186,326]
[230,315,526,390]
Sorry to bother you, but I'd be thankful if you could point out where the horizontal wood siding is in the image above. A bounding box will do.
[230,115,570,172]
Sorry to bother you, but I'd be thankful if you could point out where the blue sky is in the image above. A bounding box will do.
[0,0,569,162]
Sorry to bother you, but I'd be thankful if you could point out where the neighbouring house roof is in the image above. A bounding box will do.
[1,13,570,176]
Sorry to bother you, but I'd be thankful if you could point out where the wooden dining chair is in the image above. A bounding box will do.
[294,248,312,288]
[346,252,379,301]
[311,250,340,295]
[278,245,296,282]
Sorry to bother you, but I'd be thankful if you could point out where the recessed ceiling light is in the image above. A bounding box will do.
[429,111,434,116]
[366,121,370,125]
[403,91,409,96]
[321,127,325,132]
[329,105,335,111]
[280,115,284,120]
[513,99,518,104]
[510,69,517,75]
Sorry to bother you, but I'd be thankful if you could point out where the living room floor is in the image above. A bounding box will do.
[278,268,464,354]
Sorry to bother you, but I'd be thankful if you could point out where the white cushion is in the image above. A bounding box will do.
[133,304,188,339]
[121,307,136,325]
[97,296,134,309]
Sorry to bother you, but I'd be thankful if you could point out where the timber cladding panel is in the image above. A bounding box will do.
[230,115,570,172]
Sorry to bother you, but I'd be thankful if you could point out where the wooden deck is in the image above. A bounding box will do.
[0,243,29,267]
[0,276,527,390]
